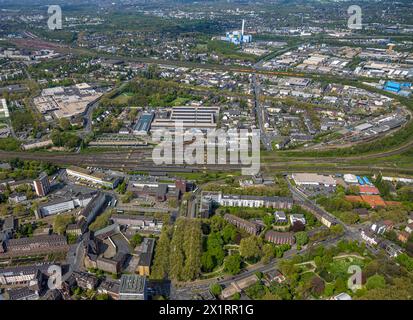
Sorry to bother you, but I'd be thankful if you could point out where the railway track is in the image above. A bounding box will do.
[0,150,412,176]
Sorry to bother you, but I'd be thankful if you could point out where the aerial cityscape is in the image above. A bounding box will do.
[0,0,413,304]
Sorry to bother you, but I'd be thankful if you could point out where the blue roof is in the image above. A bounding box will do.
[134,113,154,132]
[385,81,401,89]
[384,86,400,93]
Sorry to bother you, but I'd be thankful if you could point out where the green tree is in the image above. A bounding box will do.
[232,292,241,300]
[53,214,74,235]
[366,274,386,290]
[222,224,237,244]
[261,243,275,264]
[210,283,222,297]
[201,252,215,272]
[224,254,242,275]
[116,181,127,194]
[151,226,172,280]
[263,214,275,227]
[240,236,262,260]
[89,210,112,232]
[130,233,143,248]
[295,232,309,246]
[59,118,72,131]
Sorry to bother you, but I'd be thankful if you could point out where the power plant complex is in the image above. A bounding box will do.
[222,19,252,45]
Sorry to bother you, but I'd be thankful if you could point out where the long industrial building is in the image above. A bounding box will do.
[151,106,220,131]
[66,166,121,189]
[292,173,337,187]
[36,192,96,219]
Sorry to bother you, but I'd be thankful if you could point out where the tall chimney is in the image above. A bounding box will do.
[241,19,245,36]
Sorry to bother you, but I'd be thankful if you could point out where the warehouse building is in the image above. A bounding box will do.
[151,106,220,131]
[292,173,336,187]
[119,274,147,300]
[133,112,155,135]
[36,193,96,219]
[66,166,121,189]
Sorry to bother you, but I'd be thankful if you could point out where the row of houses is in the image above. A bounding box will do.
[0,234,68,258]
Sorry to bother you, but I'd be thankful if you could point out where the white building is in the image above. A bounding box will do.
[36,194,94,219]
[292,173,336,187]
[66,166,120,189]
[361,229,379,246]
[290,214,306,225]
[344,174,358,184]
[218,194,293,210]
[0,99,10,118]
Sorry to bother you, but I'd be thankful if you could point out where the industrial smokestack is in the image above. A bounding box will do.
[241,19,245,36]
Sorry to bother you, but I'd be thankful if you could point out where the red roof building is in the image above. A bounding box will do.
[359,185,380,195]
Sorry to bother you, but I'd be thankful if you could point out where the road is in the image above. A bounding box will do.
[286,176,360,236]
[252,73,273,151]
[171,234,344,300]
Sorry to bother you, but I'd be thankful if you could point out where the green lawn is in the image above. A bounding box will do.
[326,257,365,279]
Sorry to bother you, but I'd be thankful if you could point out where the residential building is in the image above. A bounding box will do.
[0,263,53,287]
[290,214,306,225]
[224,214,262,236]
[1,235,68,257]
[66,223,82,236]
[8,192,27,204]
[6,287,39,300]
[361,229,379,246]
[274,211,288,223]
[265,231,295,245]
[263,270,286,284]
[73,271,99,290]
[98,279,120,300]
[2,216,17,234]
[405,223,413,234]
[218,194,293,210]
[33,172,50,197]
[398,231,410,243]
[370,222,390,235]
